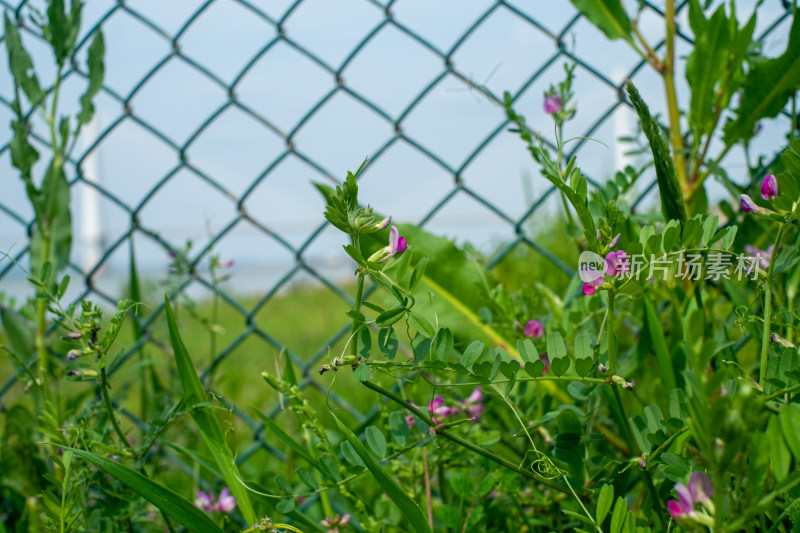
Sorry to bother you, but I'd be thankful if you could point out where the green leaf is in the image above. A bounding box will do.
[725,14,800,145]
[643,296,677,391]
[596,484,614,524]
[52,445,223,533]
[434,328,454,362]
[276,498,295,513]
[575,357,593,377]
[340,440,365,468]
[409,311,435,338]
[412,334,432,362]
[46,0,82,63]
[409,257,428,290]
[78,30,104,126]
[331,411,432,533]
[768,415,790,481]
[30,163,72,274]
[610,497,627,533]
[343,244,365,266]
[378,327,398,359]
[377,307,406,327]
[3,14,42,104]
[780,406,800,460]
[525,360,545,377]
[517,338,538,363]
[353,363,371,382]
[296,467,318,491]
[550,357,571,377]
[275,474,293,494]
[574,332,593,360]
[686,4,731,136]
[365,426,387,457]
[701,215,718,247]
[389,411,410,446]
[164,296,257,525]
[461,341,485,371]
[570,0,633,44]
[662,219,681,252]
[318,454,341,482]
[546,332,567,359]
[1,307,34,358]
[356,326,371,359]
[626,79,688,223]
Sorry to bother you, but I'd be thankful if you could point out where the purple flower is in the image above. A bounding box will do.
[580,264,604,296]
[739,194,759,213]
[544,94,562,114]
[428,395,452,423]
[689,472,714,505]
[215,488,236,513]
[609,233,620,249]
[389,226,407,255]
[321,513,350,533]
[605,250,629,277]
[523,319,543,339]
[461,387,485,420]
[761,174,778,201]
[667,472,714,519]
[219,259,234,268]
[194,491,213,512]
[745,244,774,270]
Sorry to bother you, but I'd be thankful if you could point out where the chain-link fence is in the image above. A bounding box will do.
[0,0,796,519]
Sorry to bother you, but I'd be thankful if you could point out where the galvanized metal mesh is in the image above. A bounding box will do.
[0,0,795,516]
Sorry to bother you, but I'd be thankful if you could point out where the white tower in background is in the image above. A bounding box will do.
[80,116,103,274]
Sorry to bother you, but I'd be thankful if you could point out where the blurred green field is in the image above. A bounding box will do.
[0,218,580,498]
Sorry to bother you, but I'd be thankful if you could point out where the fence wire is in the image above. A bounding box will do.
[0,0,796,520]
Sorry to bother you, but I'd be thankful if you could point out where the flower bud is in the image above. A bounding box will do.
[739,194,763,214]
[544,94,562,114]
[770,332,796,348]
[760,174,778,201]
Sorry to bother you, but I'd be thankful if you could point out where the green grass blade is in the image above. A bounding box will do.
[643,296,677,392]
[252,408,318,468]
[52,445,223,533]
[164,296,257,525]
[331,411,432,533]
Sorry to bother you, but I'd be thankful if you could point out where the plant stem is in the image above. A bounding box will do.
[663,0,688,195]
[351,272,365,334]
[35,236,51,388]
[608,291,617,373]
[611,387,665,527]
[362,380,579,497]
[422,447,433,529]
[760,222,787,388]
[100,367,134,454]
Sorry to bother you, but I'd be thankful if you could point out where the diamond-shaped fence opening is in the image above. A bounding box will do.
[0,0,796,494]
